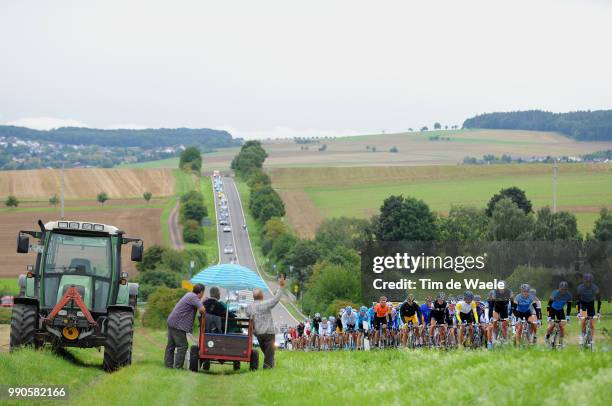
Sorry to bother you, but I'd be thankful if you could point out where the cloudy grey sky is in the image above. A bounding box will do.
[1,0,611,139]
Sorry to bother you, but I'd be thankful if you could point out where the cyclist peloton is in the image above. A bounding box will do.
[545,281,572,346]
[576,273,602,347]
[399,294,422,346]
[456,291,479,346]
[512,284,539,345]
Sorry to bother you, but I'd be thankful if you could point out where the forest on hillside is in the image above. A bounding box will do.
[463,110,612,141]
[0,125,242,149]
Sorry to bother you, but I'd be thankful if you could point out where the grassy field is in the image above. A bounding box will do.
[121,149,241,172]
[0,277,19,295]
[0,321,611,405]
[271,163,612,238]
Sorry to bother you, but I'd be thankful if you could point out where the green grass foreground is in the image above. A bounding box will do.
[1,325,611,406]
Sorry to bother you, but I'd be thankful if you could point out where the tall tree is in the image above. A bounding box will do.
[593,208,612,241]
[487,198,534,241]
[486,186,532,216]
[374,195,438,241]
[179,146,202,173]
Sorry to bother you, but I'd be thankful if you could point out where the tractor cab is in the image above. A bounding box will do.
[12,220,143,372]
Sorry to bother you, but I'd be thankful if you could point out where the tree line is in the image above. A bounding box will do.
[462,110,612,141]
[0,125,242,149]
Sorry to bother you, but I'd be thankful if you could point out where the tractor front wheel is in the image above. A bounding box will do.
[103,311,134,372]
[9,304,38,351]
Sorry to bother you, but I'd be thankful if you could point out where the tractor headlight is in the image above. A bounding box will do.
[69,222,79,229]
[81,223,93,230]
[58,310,67,316]
[93,224,104,231]
[58,221,69,228]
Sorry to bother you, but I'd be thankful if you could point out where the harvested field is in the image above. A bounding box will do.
[0,168,175,200]
[270,163,612,189]
[0,208,164,277]
[278,189,323,239]
[127,129,612,171]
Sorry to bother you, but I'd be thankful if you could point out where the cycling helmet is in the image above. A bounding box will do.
[436,292,445,300]
[464,291,474,300]
[447,296,455,303]
[488,290,495,299]
[474,295,481,302]
[406,294,415,302]
[315,312,321,318]
[529,288,536,296]
[322,316,328,321]
[360,306,367,312]
[329,316,335,323]
[583,273,594,282]
[559,281,569,290]
[520,283,530,292]
[346,306,352,313]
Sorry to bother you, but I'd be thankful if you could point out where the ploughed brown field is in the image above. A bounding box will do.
[0,168,175,199]
[0,208,164,277]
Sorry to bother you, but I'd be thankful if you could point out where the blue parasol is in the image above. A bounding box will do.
[190,263,269,291]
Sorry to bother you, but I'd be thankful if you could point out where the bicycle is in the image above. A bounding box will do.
[445,325,458,349]
[402,323,418,349]
[430,324,447,348]
[547,320,564,350]
[578,315,598,351]
[514,318,534,347]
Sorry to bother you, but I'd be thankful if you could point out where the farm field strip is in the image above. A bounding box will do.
[271,164,612,237]
[0,168,175,199]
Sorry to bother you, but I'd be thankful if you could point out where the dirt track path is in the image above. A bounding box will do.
[168,201,184,250]
[0,324,10,353]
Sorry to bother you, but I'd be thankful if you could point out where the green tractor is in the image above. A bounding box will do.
[10,220,143,372]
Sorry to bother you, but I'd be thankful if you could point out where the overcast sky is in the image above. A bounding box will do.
[1,0,611,139]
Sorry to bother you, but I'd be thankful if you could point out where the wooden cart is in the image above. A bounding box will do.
[189,313,259,372]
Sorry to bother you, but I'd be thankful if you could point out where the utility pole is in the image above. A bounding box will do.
[553,158,558,213]
[60,164,65,219]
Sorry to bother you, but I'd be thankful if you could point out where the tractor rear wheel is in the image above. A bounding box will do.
[9,304,38,351]
[103,311,134,372]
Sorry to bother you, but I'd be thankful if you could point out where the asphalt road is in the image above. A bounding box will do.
[215,175,298,330]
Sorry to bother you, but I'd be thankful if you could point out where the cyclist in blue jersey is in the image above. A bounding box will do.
[513,284,538,345]
[420,296,433,326]
[356,306,371,349]
[545,281,572,345]
[576,273,601,346]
